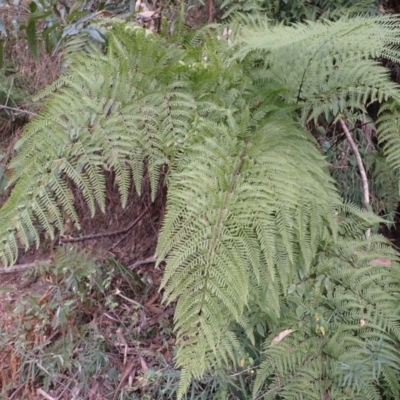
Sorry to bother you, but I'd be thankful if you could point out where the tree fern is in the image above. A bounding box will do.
[0,22,201,265]
[235,14,400,218]
[0,15,400,400]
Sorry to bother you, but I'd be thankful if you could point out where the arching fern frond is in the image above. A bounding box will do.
[235,15,400,124]
[0,22,202,266]
[157,107,341,398]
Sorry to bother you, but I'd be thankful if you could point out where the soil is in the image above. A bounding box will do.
[0,176,175,399]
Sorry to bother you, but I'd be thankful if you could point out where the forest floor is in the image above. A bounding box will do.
[0,178,181,399]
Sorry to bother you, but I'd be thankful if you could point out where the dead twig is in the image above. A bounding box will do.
[0,259,51,274]
[112,363,136,400]
[60,207,149,243]
[340,119,371,239]
[37,388,56,400]
[0,105,37,116]
[128,256,157,269]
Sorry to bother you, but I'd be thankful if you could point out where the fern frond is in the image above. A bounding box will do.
[157,108,340,396]
[254,235,400,399]
[0,21,200,266]
[1,15,400,400]
[377,101,400,173]
[236,15,400,123]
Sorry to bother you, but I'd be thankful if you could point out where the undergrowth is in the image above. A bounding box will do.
[0,247,255,399]
[0,247,166,399]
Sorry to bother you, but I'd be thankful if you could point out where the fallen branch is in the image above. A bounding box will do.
[0,105,37,116]
[340,119,371,239]
[129,256,157,269]
[60,207,149,243]
[0,259,51,274]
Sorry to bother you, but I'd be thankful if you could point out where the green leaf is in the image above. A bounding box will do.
[28,11,52,22]
[288,284,296,294]
[324,277,330,291]
[26,20,38,60]
[256,323,265,337]
[28,1,37,13]
[296,306,304,319]
[349,155,357,167]
[296,283,305,297]
[43,23,60,38]
[68,11,91,22]
[83,25,106,43]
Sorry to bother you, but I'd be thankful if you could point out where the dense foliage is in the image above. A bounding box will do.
[2,2,400,400]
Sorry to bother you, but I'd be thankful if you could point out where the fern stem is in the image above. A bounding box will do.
[339,119,371,239]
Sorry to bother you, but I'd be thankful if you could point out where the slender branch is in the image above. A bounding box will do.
[36,388,56,400]
[0,260,51,274]
[339,119,371,239]
[0,105,37,116]
[59,207,149,243]
[207,0,213,22]
[128,256,157,269]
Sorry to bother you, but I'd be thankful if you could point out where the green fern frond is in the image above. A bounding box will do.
[236,15,400,123]
[1,14,400,400]
[0,22,202,266]
[253,235,400,399]
[157,107,341,396]
[377,101,400,173]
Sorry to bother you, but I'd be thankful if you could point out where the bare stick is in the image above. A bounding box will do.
[0,260,51,274]
[59,207,149,243]
[340,119,371,239]
[36,388,56,400]
[128,256,156,269]
[0,105,37,116]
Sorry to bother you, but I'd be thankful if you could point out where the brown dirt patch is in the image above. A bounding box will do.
[0,173,176,400]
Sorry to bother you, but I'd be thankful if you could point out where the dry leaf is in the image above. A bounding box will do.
[137,11,156,18]
[145,293,159,307]
[271,329,293,346]
[115,328,127,346]
[146,304,163,315]
[140,356,148,372]
[369,258,392,267]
